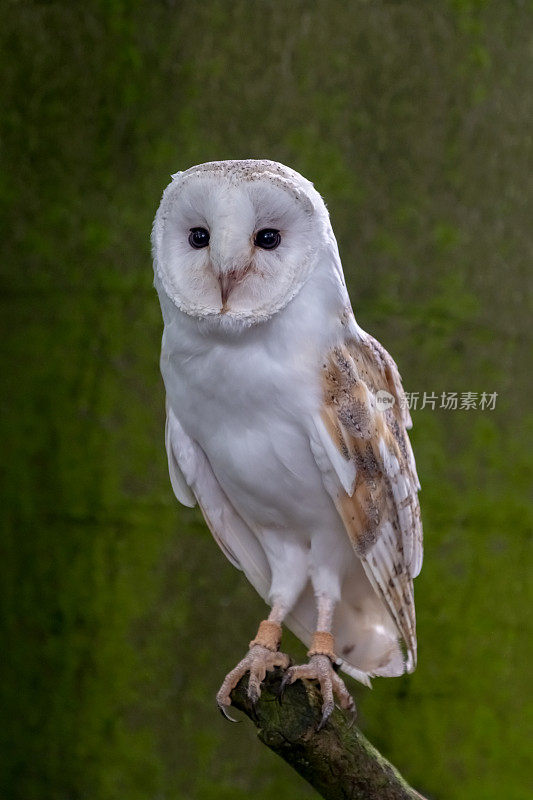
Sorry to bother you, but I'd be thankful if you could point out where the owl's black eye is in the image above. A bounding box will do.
[189,227,210,249]
[254,228,281,250]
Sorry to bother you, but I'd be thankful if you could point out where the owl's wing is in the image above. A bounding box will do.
[165,400,197,508]
[308,321,423,669]
[165,402,271,594]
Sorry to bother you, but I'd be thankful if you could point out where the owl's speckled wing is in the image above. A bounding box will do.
[310,320,423,669]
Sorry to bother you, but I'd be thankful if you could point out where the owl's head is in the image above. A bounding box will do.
[152,159,333,326]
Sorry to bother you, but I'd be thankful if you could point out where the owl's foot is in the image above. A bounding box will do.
[280,632,355,730]
[216,620,290,721]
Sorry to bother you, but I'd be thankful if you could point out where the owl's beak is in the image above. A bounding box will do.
[218,266,250,307]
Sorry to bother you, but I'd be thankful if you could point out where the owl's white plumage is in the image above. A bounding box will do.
[153,159,423,687]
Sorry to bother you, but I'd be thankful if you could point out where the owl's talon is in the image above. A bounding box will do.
[218,703,239,723]
[346,707,357,729]
[317,700,334,731]
[284,653,355,729]
[217,643,290,716]
[279,669,293,699]
[276,668,291,703]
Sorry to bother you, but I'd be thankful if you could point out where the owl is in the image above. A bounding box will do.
[152,159,423,727]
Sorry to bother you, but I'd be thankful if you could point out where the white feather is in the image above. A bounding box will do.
[165,403,196,508]
[309,415,357,496]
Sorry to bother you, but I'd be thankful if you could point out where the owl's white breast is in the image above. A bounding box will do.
[158,256,345,533]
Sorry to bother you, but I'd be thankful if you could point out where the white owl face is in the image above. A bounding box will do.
[152,160,330,325]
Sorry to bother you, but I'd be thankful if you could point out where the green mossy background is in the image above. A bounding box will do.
[1,1,532,798]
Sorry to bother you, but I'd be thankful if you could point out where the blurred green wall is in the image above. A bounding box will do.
[1,2,531,799]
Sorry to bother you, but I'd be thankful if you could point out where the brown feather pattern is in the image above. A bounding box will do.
[321,332,423,667]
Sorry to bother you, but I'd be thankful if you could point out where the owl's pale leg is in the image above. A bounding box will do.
[216,603,290,721]
[217,532,308,719]
[281,593,355,730]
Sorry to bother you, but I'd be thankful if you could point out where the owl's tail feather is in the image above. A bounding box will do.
[284,578,408,687]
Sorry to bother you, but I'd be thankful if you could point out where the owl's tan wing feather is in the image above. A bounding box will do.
[315,329,423,669]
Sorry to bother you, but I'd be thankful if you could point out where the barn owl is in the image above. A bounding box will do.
[152,159,423,726]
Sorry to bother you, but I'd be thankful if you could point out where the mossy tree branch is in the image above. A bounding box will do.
[231,668,426,800]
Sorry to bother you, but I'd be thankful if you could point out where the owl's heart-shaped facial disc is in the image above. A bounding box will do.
[152,159,329,325]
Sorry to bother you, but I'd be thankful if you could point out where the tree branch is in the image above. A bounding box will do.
[231,668,426,800]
